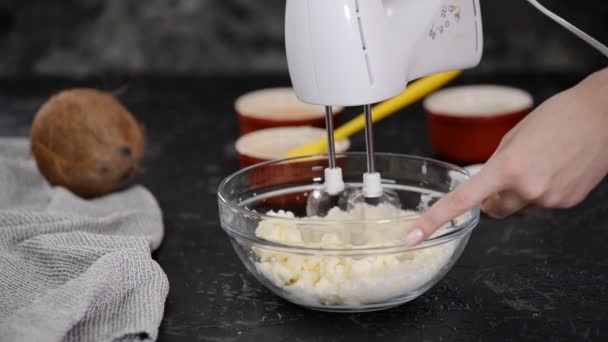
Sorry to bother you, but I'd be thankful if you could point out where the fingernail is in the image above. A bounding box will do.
[405,228,424,247]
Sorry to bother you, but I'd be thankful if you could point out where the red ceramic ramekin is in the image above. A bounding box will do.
[235,126,350,169]
[235,126,350,206]
[235,87,343,135]
[424,85,534,164]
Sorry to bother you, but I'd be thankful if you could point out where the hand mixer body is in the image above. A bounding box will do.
[287,0,483,210]
[285,0,483,106]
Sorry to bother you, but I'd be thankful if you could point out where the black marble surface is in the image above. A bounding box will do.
[0,0,607,77]
[0,72,607,341]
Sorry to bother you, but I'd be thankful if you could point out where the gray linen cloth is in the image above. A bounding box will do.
[0,138,169,342]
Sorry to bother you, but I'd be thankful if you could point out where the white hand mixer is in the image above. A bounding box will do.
[286,0,483,215]
[285,0,608,216]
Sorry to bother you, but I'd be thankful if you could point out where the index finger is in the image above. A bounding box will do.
[405,166,503,246]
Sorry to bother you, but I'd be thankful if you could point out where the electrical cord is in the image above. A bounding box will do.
[525,0,608,58]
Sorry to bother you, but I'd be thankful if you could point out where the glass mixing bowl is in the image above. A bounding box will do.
[218,153,479,312]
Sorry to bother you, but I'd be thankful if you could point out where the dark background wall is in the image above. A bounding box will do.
[0,0,606,77]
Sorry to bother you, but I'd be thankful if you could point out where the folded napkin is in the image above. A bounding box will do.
[0,138,168,342]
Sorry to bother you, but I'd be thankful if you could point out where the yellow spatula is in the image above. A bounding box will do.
[284,70,462,158]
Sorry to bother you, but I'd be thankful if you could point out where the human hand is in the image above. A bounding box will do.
[405,68,608,246]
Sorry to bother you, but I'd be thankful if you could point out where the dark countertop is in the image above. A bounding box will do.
[0,73,606,341]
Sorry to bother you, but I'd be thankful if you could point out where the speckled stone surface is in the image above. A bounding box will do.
[0,0,606,76]
[0,73,606,341]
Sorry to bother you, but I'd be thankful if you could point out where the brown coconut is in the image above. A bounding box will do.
[31,88,145,198]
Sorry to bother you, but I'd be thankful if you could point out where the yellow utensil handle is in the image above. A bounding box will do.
[284,70,462,158]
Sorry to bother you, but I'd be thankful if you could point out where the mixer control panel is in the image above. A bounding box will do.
[428,0,465,40]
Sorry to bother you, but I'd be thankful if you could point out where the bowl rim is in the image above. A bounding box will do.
[217,152,480,253]
[235,87,344,119]
[235,126,351,161]
[423,84,534,118]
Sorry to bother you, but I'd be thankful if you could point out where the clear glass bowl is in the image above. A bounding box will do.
[218,153,479,312]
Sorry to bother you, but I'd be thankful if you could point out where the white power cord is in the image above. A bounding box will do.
[525,0,608,58]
